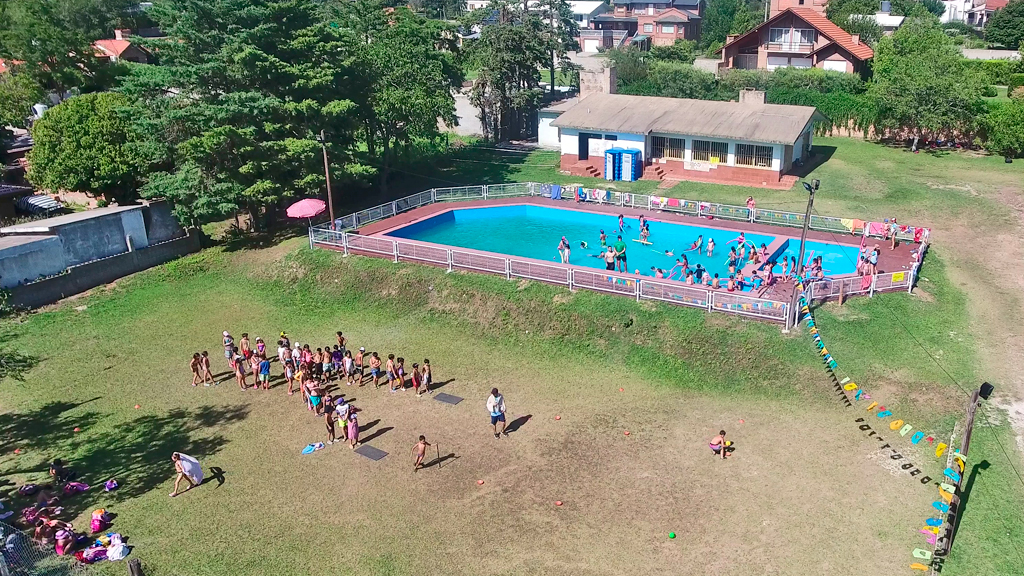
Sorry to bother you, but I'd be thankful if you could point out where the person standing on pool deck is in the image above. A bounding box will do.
[487,388,507,438]
[613,236,627,272]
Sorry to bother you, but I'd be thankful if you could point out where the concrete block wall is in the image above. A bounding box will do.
[0,236,67,288]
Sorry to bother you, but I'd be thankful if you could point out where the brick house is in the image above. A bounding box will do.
[718,8,873,74]
[584,0,702,50]
[549,89,824,188]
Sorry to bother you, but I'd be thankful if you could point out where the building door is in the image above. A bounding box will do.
[583,39,600,52]
[822,60,848,72]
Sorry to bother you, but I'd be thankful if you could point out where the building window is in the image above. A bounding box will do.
[799,0,804,4]
[661,24,675,34]
[643,23,653,33]
[769,28,790,43]
[574,14,584,22]
[691,139,729,163]
[652,136,684,159]
[735,144,774,168]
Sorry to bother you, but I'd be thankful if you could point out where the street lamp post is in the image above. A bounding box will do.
[788,178,819,330]
[317,129,335,229]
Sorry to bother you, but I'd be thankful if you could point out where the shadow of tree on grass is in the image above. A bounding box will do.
[1,404,250,519]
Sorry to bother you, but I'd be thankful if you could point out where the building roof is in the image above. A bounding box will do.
[612,0,699,5]
[0,184,33,199]
[541,97,579,114]
[94,39,135,58]
[0,235,57,251]
[985,0,1009,9]
[851,12,905,27]
[569,1,607,14]
[721,8,874,62]
[593,13,636,22]
[654,9,700,22]
[0,204,143,234]
[550,93,825,145]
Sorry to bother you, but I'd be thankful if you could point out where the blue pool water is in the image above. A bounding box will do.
[385,205,860,283]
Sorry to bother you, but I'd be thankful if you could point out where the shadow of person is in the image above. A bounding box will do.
[202,466,226,488]
[421,453,458,469]
[428,379,455,392]
[360,426,393,444]
[505,414,532,434]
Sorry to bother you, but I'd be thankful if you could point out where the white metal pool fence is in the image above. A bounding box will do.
[309,182,924,324]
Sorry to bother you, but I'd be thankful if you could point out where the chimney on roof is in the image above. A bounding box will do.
[738,88,766,105]
[851,34,860,45]
[726,34,738,44]
[580,64,617,99]
[114,29,130,40]
[879,1,892,13]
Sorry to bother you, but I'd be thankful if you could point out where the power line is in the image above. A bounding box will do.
[808,206,1024,491]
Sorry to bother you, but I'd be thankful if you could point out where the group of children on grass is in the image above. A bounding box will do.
[197,330,433,451]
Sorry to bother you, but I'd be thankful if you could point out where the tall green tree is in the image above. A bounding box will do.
[27,92,150,203]
[0,65,44,142]
[700,0,763,50]
[467,2,548,141]
[534,0,580,94]
[121,0,369,229]
[329,0,462,193]
[986,0,1024,49]
[985,99,1024,157]
[0,0,132,99]
[869,19,985,147]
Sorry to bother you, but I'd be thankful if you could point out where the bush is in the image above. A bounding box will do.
[1010,73,1024,94]
[964,59,1023,86]
[984,98,1024,157]
[982,85,999,97]
[648,62,719,99]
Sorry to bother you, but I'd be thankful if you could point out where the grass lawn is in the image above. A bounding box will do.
[1,232,1022,575]
[983,85,1010,103]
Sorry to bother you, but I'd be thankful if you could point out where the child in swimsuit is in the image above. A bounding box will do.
[710,430,728,459]
[706,238,715,257]
[386,354,397,392]
[370,353,382,388]
[411,363,423,396]
[200,351,214,385]
[190,353,201,386]
[712,273,720,289]
[395,357,406,392]
[355,347,365,385]
[422,359,432,393]
[600,230,607,246]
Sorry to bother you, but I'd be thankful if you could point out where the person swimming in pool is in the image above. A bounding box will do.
[706,237,715,257]
[651,267,666,279]
[617,214,625,231]
[599,230,607,246]
[666,258,685,279]
[683,235,703,253]
[639,226,650,243]
[727,232,746,245]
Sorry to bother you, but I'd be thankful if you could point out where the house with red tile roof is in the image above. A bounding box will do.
[93,30,151,64]
[717,8,873,75]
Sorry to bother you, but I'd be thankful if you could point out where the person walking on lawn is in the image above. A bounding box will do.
[487,388,507,439]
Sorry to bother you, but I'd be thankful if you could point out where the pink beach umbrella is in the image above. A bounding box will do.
[286,198,327,227]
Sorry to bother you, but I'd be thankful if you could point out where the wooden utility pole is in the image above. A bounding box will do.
[931,383,992,574]
[319,129,335,229]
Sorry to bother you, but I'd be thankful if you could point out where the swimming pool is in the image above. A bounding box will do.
[384,205,861,284]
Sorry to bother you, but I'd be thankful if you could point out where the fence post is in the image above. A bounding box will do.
[569,269,575,292]
[505,259,511,280]
[529,182,536,196]
[393,240,399,263]
[342,232,349,257]
[636,280,642,302]
[749,209,755,224]
[308,227,314,250]
[647,196,653,211]
[391,201,398,216]
[447,250,453,273]
[869,274,876,297]
[431,188,437,204]
[482,185,488,200]
[709,291,716,315]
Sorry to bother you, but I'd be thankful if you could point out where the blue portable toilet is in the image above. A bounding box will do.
[620,149,643,181]
[604,148,624,181]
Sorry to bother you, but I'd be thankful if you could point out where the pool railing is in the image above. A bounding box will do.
[310,182,926,326]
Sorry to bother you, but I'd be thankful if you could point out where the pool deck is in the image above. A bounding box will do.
[354,197,919,304]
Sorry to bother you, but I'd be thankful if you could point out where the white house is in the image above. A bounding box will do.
[570,1,610,27]
[549,90,824,186]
